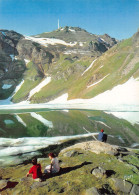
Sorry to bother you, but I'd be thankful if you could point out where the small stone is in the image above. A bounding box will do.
[0,179,8,189]
[92,167,106,178]
[130,184,139,195]
[118,158,124,163]
[86,187,101,195]
[63,150,79,157]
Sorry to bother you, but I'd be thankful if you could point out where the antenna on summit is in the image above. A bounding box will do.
[58,19,60,29]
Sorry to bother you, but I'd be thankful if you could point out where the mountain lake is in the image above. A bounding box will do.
[0,108,139,166]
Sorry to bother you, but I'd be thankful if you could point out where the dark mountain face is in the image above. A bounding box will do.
[0,29,54,99]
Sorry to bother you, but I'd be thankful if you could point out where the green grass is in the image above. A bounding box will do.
[18,113,49,137]
[0,148,138,194]
[31,55,92,102]
[11,36,139,104]
[38,110,95,136]
[12,61,42,102]
[118,37,132,49]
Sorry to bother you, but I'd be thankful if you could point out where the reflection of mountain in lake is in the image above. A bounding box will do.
[0,109,138,147]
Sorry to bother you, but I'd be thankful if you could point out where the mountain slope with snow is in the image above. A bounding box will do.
[0,27,117,103]
[0,27,139,108]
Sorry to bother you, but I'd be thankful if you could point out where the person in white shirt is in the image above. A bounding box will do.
[44,152,60,174]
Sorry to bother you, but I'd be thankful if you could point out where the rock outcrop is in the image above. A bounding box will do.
[60,141,123,156]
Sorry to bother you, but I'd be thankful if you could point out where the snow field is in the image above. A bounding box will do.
[25,36,77,47]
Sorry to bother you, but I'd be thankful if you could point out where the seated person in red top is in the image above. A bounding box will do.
[26,158,42,180]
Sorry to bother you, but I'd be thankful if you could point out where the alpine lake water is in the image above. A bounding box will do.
[0,108,139,166]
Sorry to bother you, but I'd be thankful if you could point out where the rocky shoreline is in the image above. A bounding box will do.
[0,141,139,194]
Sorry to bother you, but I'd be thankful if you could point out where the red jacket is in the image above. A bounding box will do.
[29,164,42,179]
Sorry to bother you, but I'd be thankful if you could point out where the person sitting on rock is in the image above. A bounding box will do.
[98,129,107,142]
[26,157,42,181]
[44,153,60,174]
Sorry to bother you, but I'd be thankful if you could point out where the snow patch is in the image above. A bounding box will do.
[46,77,139,114]
[79,42,84,46]
[28,77,51,100]
[30,112,53,128]
[62,109,69,113]
[64,50,90,55]
[0,80,24,105]
[117,135,125,143]
[131,143,139,148]
[24,59,30,65]
[98,38,106,43]
[96,121,111,129]
[91,77,139,105]
[14,114,27,127]
[25,36,77,47]
[11,80,24,98]
[82,59,97,76]
[48,93,68,104]
[69,28,75,32]
[87,74,109,88]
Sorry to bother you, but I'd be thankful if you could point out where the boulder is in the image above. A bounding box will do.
[85,187,101,195]
[0,179,8,189]
[130,184,139,195]
[60,141,121,156]
[109,178,132,193]
[62,150,80,157]
[92,167,106,179]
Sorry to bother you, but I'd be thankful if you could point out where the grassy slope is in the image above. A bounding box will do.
[18,113,49,137]
[30,55,92,103]
[12,62,42,102]
[29,37,139,102]
[0,148,138,195]
[12,37,139,103]
[0,114,27,138]
[68,37,139,99]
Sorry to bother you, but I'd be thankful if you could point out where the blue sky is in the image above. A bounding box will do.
[0,0,139,40]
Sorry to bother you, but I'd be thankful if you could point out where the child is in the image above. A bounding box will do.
[26,158,42,181]
[44,153,60,174]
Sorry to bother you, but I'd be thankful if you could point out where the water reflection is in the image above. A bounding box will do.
[0,109,139,147]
